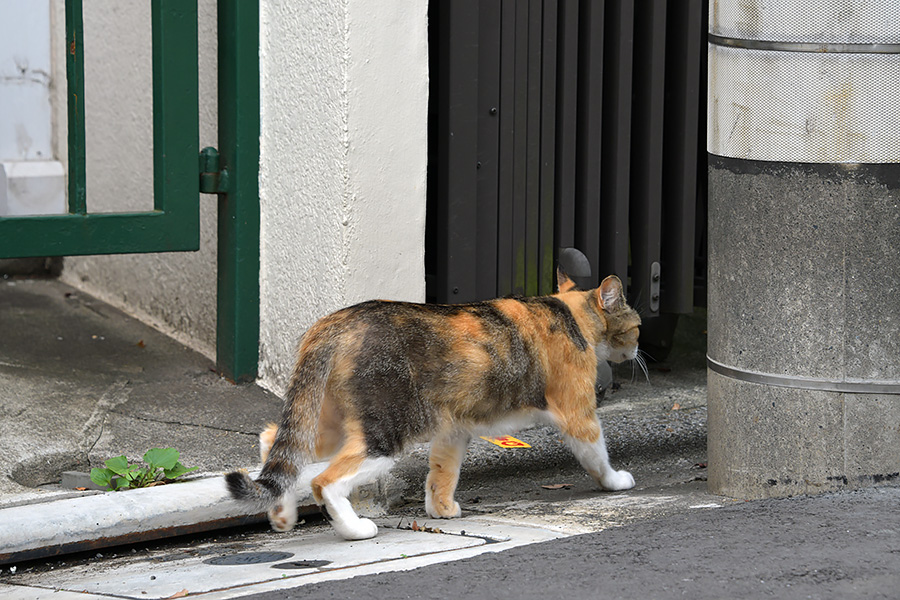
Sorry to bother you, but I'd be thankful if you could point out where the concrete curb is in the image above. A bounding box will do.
[0,473,314,565]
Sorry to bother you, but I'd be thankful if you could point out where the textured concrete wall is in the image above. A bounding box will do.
[56,0,220,358]
[707,157,900,498]
[257,0,428,394]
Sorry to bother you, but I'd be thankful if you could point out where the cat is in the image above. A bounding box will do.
[226,269,641,540]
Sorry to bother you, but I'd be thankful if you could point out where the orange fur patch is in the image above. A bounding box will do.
[259,423,279,463]
[310,418,369,504]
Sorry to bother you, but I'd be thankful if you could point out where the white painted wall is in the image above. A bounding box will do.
[0,0,65,217]
[257,0,428,393]
[0,0,54,161]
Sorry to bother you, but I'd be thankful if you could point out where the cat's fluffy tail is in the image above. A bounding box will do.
[225,423,298,507]
[224,469,285,508]
[225,331,335,510]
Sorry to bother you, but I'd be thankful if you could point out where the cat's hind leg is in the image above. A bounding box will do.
[265,462,330,532]
[259,422,279,462]
[425,431,469,518]
[261,395,347,533]
[311,425,394,540]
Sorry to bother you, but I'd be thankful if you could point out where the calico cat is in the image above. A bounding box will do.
[226,270,641,540]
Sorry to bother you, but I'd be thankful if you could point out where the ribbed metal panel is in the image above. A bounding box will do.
[429,0,707,325]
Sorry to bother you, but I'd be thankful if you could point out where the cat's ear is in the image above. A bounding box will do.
[557,267,578,293]
[597,275,625,312]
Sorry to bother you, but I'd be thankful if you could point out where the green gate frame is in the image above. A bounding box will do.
[0,0,200,256]
[0,0,260,383]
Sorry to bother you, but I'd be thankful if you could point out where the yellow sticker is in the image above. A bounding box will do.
[479,435,531,448]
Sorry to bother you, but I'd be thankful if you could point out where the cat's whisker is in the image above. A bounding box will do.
[631,288,647,316]
[638,347,658,363]
[635,350,650,383]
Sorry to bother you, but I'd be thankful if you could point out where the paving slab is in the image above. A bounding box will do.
[0,516,571,600]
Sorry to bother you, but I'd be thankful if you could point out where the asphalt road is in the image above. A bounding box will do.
[241,485,900,600]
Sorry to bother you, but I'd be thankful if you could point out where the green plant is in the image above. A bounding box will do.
[90,448,198,491]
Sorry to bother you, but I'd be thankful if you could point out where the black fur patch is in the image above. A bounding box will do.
[351,311,441,457]
[519,296,589,352]
[470,303,546,411]
[225,470,282,506]
[224,471,249,500]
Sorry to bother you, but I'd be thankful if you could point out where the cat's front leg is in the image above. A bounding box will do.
[569,437,634,491]
[425,432,469,518]
[556,413,634,491]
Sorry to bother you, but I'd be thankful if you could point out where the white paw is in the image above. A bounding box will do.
[340,518,378,541]
[600,469,635,491]
[268,503,298,532]
[425,499,461,519]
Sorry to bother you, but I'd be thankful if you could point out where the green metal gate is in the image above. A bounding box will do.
[0,0,260,383]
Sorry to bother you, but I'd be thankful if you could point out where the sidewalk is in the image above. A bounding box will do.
[2,275,898,599]
[0,274,711,565]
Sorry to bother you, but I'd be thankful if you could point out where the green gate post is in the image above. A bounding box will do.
[213,0,260,383]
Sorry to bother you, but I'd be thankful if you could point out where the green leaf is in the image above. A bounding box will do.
[163,462,199,480]
[123,466,146,482]
[143,448,179,471]
[90,467,113,489]
[140,468,163,488]
[104,455,131,476]
[95,448,194,490]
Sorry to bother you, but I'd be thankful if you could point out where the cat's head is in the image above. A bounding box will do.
[593,275,641,363]
[557,269,641,364]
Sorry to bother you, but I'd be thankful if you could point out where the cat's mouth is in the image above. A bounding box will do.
[606,347,638,364]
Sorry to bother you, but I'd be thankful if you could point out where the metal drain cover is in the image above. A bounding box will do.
[205,551,294,566]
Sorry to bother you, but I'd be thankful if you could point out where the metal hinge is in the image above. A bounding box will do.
[650,261,661,313]
[198,146,229,194]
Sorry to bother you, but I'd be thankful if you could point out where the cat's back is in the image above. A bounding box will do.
[317,295,585,352]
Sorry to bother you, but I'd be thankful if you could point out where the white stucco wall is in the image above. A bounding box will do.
[0,0,53,161]
[257,1,429,394]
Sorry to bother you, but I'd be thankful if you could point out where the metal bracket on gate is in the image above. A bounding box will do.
[199,146,229,194]
[650,262,661,313]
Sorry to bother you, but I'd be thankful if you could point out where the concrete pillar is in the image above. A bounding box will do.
[707,1,900,499]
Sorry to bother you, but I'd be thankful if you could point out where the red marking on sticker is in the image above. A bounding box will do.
[480,435,531,448]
